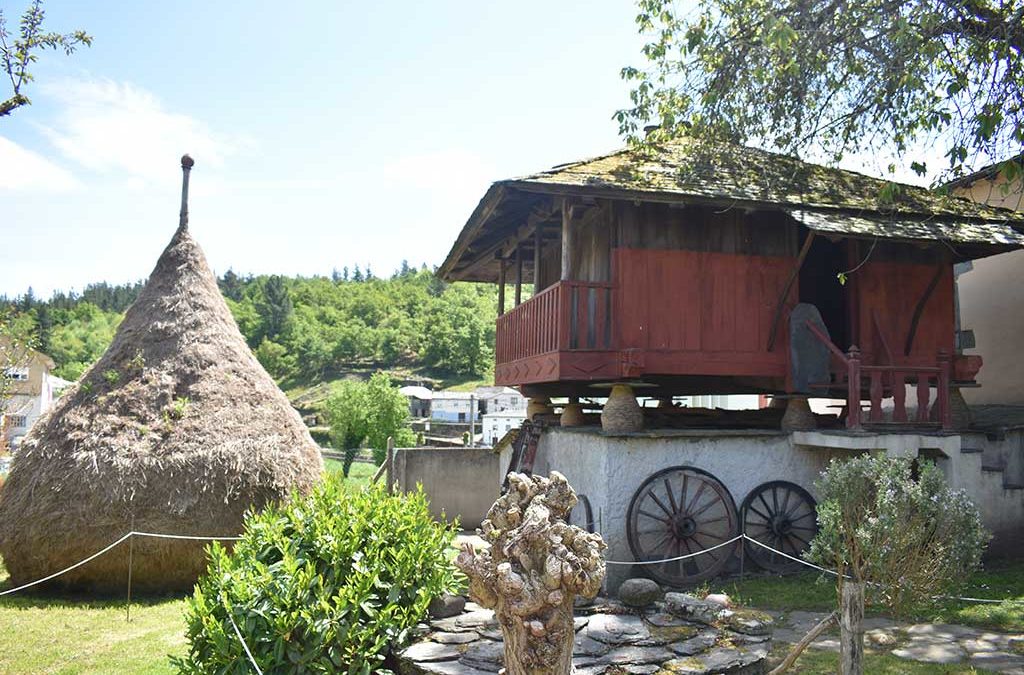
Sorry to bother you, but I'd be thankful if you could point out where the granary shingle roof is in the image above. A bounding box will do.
[440,138,1024,282]
[512,138,1023,221]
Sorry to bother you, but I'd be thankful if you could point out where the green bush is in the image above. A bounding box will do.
[808,454,989,615]
[174,476,458,674]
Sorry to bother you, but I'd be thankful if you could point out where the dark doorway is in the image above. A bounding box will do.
[799,234,850,349]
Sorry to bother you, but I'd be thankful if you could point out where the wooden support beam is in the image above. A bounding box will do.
[561,199,574,281]
[515,246,523,306]
[904,265,945,356]
[497,257,507,316]
[767,231,815,351]
[533,226,542,291]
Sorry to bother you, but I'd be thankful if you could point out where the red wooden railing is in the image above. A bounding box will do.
[495,280,614,365]
[804,321,952,431]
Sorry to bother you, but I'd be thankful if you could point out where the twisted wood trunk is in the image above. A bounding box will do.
[457,471,606,675]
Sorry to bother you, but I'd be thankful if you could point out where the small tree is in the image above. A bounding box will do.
[323,373,414,475]
[1,1,92,119]
[776,454,988,674]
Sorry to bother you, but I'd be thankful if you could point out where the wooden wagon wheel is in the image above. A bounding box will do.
[569,493,595,533]
[741,480,818,573]
[626,466,739,586]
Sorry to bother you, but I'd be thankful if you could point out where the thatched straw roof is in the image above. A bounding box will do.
[0,200,323,592]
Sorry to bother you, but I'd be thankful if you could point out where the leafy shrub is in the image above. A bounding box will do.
[808,454,989,615]
[175,476,458,674]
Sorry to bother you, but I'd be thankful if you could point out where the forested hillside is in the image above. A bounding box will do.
[2,265,498,387]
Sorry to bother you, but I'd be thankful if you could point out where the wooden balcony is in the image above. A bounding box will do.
[495,281,615,386]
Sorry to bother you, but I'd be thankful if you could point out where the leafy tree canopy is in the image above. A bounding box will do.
[617,0,1024,183]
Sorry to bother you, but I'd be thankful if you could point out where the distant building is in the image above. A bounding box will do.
[482,409,527,447]
[430,391,477,422]
[399,385,527,424]
[475,386,527,414]
[1,343,70,451]
[399,385,433,418]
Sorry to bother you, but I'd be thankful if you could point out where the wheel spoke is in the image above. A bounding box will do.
[648,491,674,518]
[665,478,679,514]
[638,508,670,524]
[690,495,721,519]
[685,481,707,515]
[679,473,689,515]
[748,504,771,522]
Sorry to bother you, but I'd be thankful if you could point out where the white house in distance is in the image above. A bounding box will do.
[2,342,71,452]
[399,385,528,423]
[482,409,527,447]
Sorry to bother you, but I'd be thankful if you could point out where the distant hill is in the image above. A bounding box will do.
[2,267,498,395]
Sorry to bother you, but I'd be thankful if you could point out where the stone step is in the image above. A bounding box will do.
[960,447,984,454]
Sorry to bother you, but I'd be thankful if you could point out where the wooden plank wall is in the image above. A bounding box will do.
[855,261,955,364]
[614,248,795,360]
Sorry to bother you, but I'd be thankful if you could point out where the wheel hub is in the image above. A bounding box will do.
[771,514,792,536]
[672,513,698,539]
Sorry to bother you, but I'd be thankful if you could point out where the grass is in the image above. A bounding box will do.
[0,461,377,673]
[766,645,980,674]
[720,560,1024,631]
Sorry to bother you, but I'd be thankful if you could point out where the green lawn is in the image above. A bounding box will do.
[720,561,1024,632]
[0,458,377,674]
[766,645,980,674]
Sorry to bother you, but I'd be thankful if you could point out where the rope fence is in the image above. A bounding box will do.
[0,530,240,598]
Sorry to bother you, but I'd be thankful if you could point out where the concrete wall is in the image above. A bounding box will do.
[513,427,1024,590]
[954,173,1024,405]
[392,447,500,529]
[529,428,861,590]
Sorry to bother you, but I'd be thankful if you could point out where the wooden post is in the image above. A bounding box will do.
[840,581,865,675]
[125,513,135,623]
[533,226,542,293]
[385,436,395,494]
[514,246,523,307]
[937,350,952,430]
[846,346,862,430]
[497,258,506,316]
[561,200,573,281]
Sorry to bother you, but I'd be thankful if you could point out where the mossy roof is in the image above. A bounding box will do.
[439,139,1024,282]
[511,138,1022,223]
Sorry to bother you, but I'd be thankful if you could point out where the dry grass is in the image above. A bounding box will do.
[0,226,322,593]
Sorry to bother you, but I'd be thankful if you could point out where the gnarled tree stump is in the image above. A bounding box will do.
[456,471,606,675]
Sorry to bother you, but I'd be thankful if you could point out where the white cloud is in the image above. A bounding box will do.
[0,136,81,192]
[38,78,245,187]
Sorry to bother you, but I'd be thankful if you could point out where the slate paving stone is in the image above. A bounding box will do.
[969,651,1024,674]
[892,638,967,664]
[603,646,676,665]
[459,640,504,671]
[575,635,613,657]
[416,660,494,675]
[400,642,462,663]
[585,613,651,645]
[431,631,480,645]
[667,631,719,657]
[478,626,504,641]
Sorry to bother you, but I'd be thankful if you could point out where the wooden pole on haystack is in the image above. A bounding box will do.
[179,154,194,231]
[125,512,135,623]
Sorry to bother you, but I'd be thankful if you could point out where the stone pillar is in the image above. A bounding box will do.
[456,472,606,675]
[781,396,816,431]
[527,397,552,420]
[560,400,585,427]
[601,384,643,433]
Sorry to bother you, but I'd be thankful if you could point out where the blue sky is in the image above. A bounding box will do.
[0,1,646,297]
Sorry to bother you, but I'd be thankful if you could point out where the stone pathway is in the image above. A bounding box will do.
[769,610,1024,673]
[398,595,773,675]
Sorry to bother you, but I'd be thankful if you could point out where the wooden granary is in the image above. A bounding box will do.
[440,140,1024,588]
[440,139,1024,431]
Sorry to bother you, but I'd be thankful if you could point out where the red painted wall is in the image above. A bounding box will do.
[613,248,795,375]
[853,262,955,365]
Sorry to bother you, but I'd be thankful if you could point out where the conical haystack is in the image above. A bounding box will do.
[0,162,323,593]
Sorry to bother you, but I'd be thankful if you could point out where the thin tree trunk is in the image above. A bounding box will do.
[769,611,838,675]
[840,581,865,675]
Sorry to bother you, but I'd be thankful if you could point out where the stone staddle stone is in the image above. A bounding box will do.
[781,396,816,431]
[601,384,643,433]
